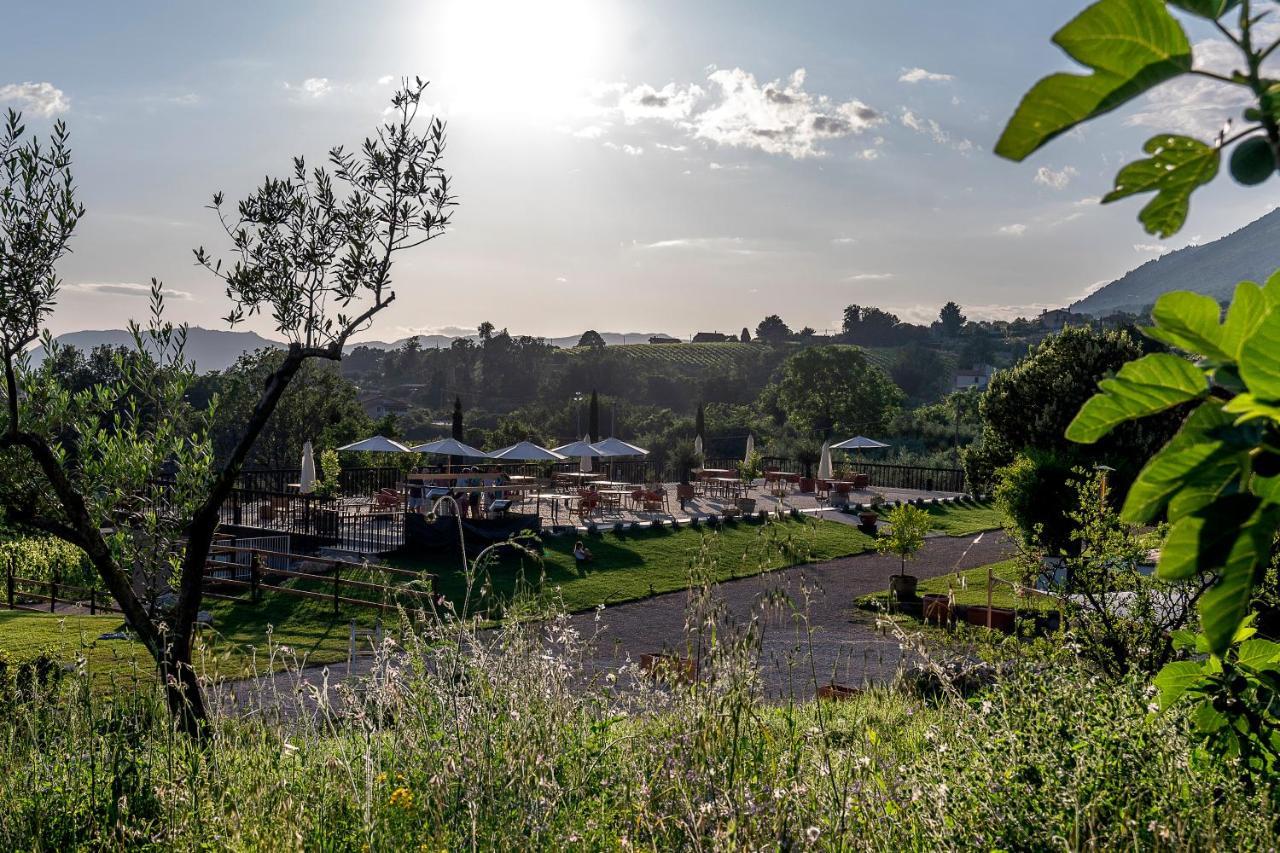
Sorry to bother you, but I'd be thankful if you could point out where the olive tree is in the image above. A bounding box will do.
[0,80,453,736]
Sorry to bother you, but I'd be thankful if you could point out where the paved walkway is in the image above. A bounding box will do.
[567,530,1013,698]
[216,531,1013,715]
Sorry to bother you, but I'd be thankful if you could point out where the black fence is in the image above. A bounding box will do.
[702,456,966,493]
[218,488,405,553]
[236,467,404,497]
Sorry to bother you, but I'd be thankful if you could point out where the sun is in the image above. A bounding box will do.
[425,0,615,116]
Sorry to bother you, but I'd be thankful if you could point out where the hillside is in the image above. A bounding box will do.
[33,327,282,372]
[1072,207,1280,316]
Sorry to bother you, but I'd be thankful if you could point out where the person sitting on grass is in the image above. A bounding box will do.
[573,540,593,563]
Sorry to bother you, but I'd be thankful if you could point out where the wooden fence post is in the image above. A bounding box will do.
[49,580,57,613]
[986,565,994,629]
[251,553,263,603]
[333,565,341,617]
[89,588,96,615]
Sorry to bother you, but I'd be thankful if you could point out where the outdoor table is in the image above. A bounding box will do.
[527,492,574,522]
[598,489,632,511]
[710,477,743,500]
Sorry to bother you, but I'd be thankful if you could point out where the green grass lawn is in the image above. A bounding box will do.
[922,498,1004,537]
[0,506,1006,687]
[388,516,878,614]
[858,558,1057,613]
[0,611,154,694]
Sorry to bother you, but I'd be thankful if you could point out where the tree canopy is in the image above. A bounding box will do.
[771,346,902,437]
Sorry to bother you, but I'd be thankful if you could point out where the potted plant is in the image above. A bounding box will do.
[795,441,821,493]
[736,450,763,514]
[672,441,701,503]
[312,448,342,536]
[875,503,931,602]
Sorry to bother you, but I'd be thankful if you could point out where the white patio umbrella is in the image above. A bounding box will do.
[592,437,649,457]
[337,435,412,453]
[830,436,891,451]
[299,441,317,494]
[592,437,650,482]
[553,435,605,474]
[817,440,833,480]
[488,441,566,461]
[410,437,490,458]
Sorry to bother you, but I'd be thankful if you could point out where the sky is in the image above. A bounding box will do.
[3,1,1277,342]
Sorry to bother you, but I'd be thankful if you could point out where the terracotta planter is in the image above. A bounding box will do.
[889,573,918,601]
[965,606,1016,632]
[858,511,878,530]
[676,482,695,501]
[817,681,860,701]
[922,593,951,625]
[640,653,697,683]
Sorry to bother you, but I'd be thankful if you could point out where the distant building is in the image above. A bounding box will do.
[648,335,681,344]
[953,364,996,392]
[1038,308,1087,330]
[359,393,410,419]
[691,332,732,343]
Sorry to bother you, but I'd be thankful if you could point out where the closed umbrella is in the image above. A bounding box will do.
[299,441,317,494]
[693,434,703,458]
[744,434,755,463]
[337,435,412,453]
[817,440,832,480]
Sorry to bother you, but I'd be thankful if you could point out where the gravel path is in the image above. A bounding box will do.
[567,529,1014,698]
[216,530,1014,715]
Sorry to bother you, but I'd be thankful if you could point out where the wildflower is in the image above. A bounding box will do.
[389,786,414,810]
[375,772,387,785]
[980,700,992,715]
[806,826,821,844]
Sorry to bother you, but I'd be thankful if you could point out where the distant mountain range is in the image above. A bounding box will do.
[1072,207,1280,316]
[31,328,671,372]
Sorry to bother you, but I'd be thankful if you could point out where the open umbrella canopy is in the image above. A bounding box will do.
[488,441,565,461]
[591,437,649,457]
[831,436,891,450]
[299,441,317,494]
[411,437,490,458]
[337,435,412,453]
[551,437,608,457]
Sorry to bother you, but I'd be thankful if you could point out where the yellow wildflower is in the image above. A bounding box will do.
[389,786,414,811]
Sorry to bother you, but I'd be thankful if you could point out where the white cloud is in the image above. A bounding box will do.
[637,236,760,254]
[555,275,568,283]
[284,77,332,100]
[654,142,687,151]
[1034,165,1078,190]
[856,147,881,160]
[708,161,749,171]
[1133,242,1170,255]
[693,67,883,158]
[377,74,396,86]
[899,67,953,84]
[68,282,192,300]
[0,81,69,116]
[603,141,644,156]
[900,108,973,152]
[831,236,857,245]
[997,223,1027,237]
[1073,196,1101,206]
[618,82,703,123]
[844,272,894,281]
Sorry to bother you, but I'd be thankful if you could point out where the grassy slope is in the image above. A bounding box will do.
[859,558,1056,613]
[0,505,1007,682]
[924,499,1004,536]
